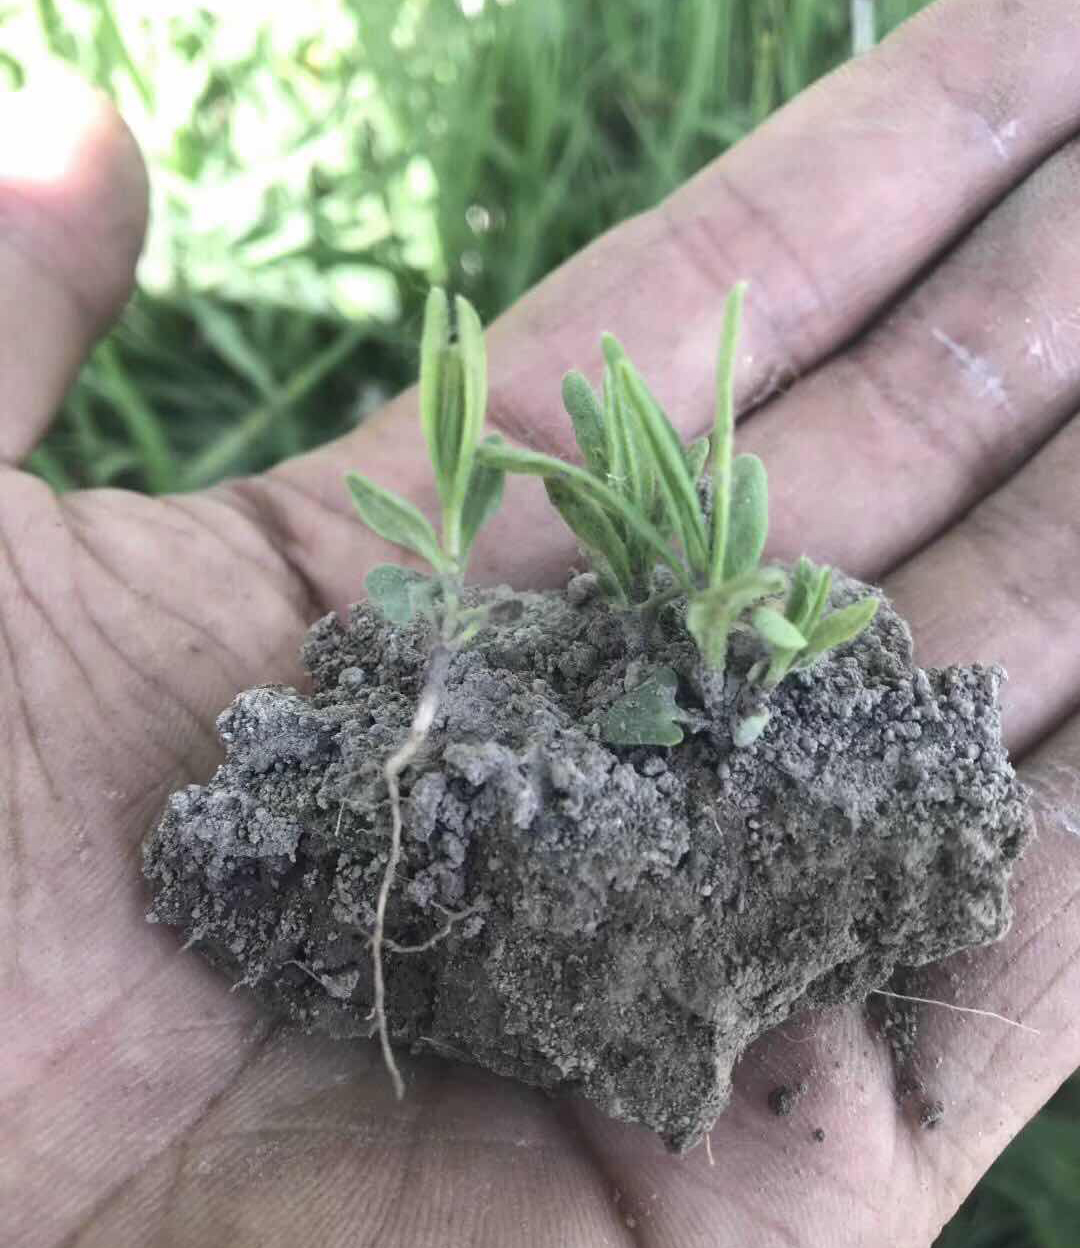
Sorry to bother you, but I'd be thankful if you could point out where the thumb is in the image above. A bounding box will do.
[0,73,148,466]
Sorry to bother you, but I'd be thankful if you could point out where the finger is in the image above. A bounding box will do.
[844,410,1080,1211]
[750,132,1080,579]
[0,75,147,465]
[225,0,1080,611]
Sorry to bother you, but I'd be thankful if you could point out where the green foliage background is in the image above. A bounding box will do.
[2,2,1076,1241]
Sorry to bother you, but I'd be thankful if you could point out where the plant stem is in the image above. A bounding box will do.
[640,585,685,641]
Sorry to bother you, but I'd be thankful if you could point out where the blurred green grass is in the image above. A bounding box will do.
[2,2,1077,1243]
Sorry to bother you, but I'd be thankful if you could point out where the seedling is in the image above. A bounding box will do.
[477,284,880,746]
[344,287,504,1099]
[347,282,881,1097]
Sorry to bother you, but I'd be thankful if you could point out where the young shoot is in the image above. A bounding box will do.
[345,287,504,1099]
[477,283,881,748]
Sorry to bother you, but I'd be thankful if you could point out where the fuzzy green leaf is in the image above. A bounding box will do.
[804,565,834,636]
[345,472,446,571]
[751,606,807,650]
[476,439,693,590]
[616,358,709,579]
[454,294,487,483]
[545,477,633,601]
[365,564,430,625]
[800,596,880,664]
[685,436,710,482]
[601,667,687,747]
[459,445,505,555]
[601,340,646,508]
[710,282,748,588]
[784,556,817,633]
[724,453,768,582]
[562,371,607,478]
[418,288,453,500]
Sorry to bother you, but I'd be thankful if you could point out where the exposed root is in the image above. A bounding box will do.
[382,901,487,955]
[869,988,1040,1035]
[373,644,452,1100]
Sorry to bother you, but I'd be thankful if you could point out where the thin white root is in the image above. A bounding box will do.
[705,1133,715,1167]
[870,989,1041,1035]
[373,646,452,1101]
[382,901,487,955]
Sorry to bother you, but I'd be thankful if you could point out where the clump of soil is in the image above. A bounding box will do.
[143,573,1031,1152]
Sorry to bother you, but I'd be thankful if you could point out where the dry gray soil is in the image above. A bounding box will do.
[143,574,1031,1151]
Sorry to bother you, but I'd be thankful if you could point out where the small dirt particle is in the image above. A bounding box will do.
[812,1127,826,1143]
[769,1084,805,1116]
[919,1099,945,1130]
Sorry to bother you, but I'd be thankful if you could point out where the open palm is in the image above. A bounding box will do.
[4,3,1080,1244]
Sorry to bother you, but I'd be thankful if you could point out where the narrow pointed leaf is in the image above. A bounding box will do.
[801,597,880,664]
[617,358,709,578]
[805,565,834,635]
[784,556,817,632]
[345,472,446,570]
[459,445,505,554]
[454,294,487,484]
[545,477,633,600]
[751,606,807,650]
[562,371,607,478]
[601,339,644,507]
[435,350,466,512]
[601,667,687,747]
[723,452,768,581]
[418,288,452,498]
[601,362,627,496]
[475,439,693,590]
[365,564,430,625]
[710,282,748,587]
[685,436,710,482]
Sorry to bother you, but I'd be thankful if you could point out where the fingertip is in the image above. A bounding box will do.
[0,70,149,332]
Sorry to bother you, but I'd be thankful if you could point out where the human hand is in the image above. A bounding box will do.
[4,2,1080,1243]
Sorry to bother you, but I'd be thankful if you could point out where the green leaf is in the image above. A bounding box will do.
[710,282,749,588]
[419,287,453,500]
[685,436,710,482]
[562,371,607,478]
[784,556,817,633]
[800,597,880,665]
[545,477,633,601]
[459,442,505,554]
[600,667,688,747]
[805,565,834,636]
[476,439,693,590]
[454,294,487,485]
[601,339,645,507]
[751,606,807,650]
[724,453,768,581]
[345,473,446,571]
[616,358,709,579]
[365,564,430,625]
[600,361,628,496]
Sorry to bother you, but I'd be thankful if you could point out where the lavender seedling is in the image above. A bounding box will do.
[345,287,504,1098]
[478,283,880,747]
